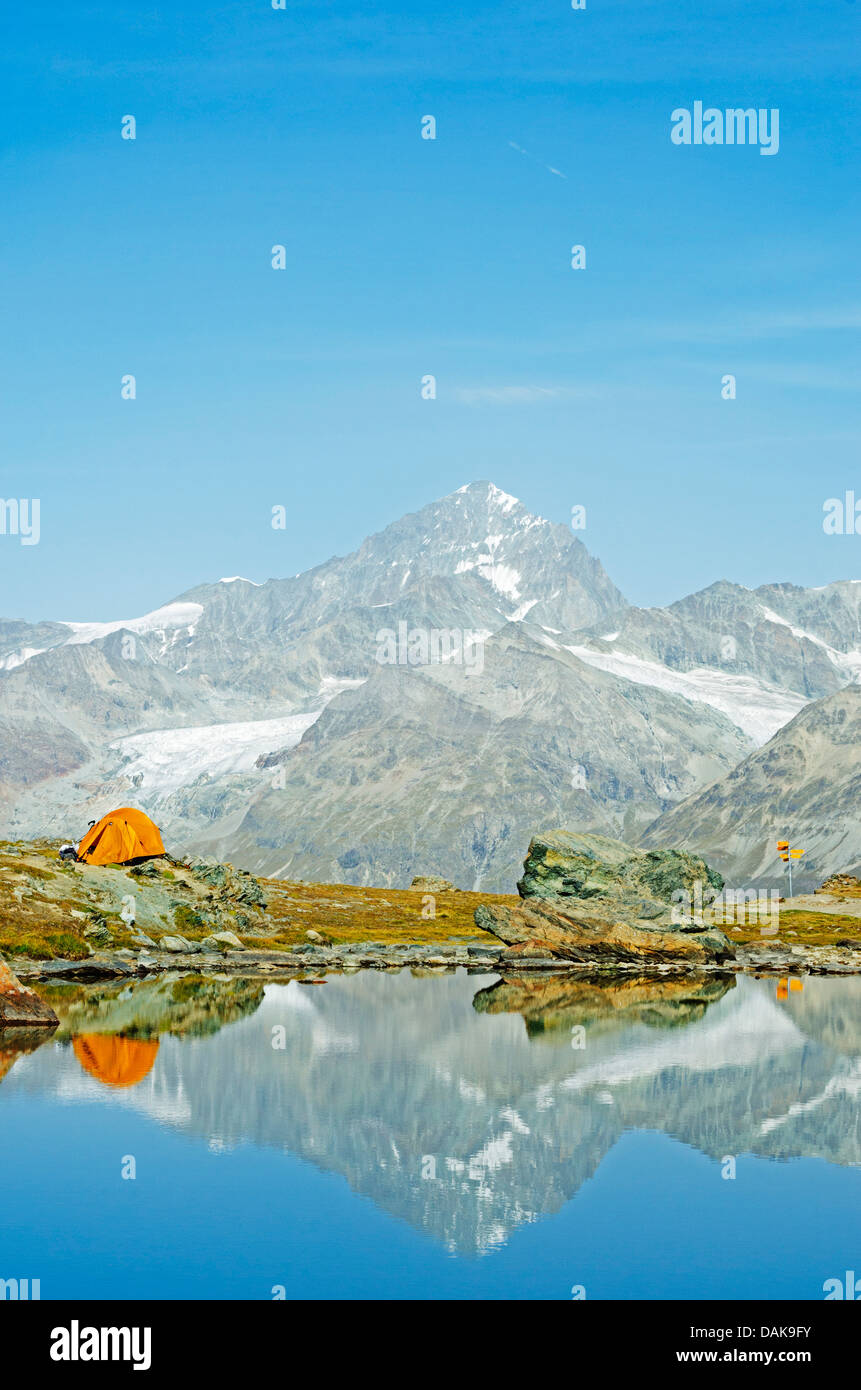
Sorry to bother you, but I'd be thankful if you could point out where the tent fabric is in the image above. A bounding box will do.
[73,1035,160,1088]
[77,807,165,866]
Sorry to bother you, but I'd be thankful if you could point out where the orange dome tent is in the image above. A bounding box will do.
[73,1035,159,1088]
[77,807,165,866]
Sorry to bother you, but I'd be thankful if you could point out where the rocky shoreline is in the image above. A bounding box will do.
[10,936,861,984]
[2,832,861,1004]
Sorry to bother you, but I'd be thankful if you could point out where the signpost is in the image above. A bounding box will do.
[777,840,805,898]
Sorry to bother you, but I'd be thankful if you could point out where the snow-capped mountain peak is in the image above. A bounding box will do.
[2,482,860,891]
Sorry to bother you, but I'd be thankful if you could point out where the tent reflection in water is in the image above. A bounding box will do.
[72,1035,160,1089]
[76,807,165,867]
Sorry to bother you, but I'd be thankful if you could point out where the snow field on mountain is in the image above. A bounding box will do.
[112,712,321,799]
[564,644,808,744]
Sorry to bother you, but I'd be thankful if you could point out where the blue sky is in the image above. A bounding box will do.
[1,0,858,620]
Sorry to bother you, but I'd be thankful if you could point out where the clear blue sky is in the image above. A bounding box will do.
[1,0,858,621]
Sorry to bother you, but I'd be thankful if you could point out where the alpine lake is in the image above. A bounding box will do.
[1,966,859,1301]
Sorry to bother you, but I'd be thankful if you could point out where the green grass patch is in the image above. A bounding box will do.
[0,858,57,881]
[0,930,91,960]
[173,903,206,935]
[725,908,861,945]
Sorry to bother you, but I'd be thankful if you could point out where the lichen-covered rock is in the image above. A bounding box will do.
[202,931,245,952]
[83,924,114,947]
[130,860,161,880]
[188,859,268,909]
[0,956,59,1026]
[233,871,267,909]
[516,830,723,908]
[189,859,231,889]
[475,898,734,966]
[635,848,724,903]
[479,831,732,965]
[159,935,190,953]
[129,929,157,949]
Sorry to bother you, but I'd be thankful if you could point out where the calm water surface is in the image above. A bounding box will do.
[1,968,859,1300]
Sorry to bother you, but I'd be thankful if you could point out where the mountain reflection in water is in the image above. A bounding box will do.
[1,968,860,1262]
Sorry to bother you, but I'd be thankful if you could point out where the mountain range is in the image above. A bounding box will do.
[2,480,859,890]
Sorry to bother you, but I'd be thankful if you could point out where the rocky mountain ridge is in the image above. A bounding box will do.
[643,686,861,884]
[1,481,859,889]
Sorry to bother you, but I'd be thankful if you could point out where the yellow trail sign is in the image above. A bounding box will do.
[777,841,805,894]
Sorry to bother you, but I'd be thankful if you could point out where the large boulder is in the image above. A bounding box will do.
[159,935,197,954]
[0,956,59,1026]
[517,830,724,906]
[201,931,245,952]
[475,898,734,965]
[188,859,267,909]
[476,830,733,965]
